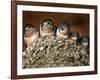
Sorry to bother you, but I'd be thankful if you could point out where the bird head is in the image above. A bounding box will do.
[41,19,54,33]
[70,31,79,41]
[58,23,70,35]
[81,36,89,48]
[24,24,37,37]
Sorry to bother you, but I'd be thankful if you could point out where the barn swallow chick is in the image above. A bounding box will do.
[81,36,89,48]
[70,31,79,41]
[24,24,39,48]
[56,23,70,38]
[69,31,79,43]
[40,19,55,37]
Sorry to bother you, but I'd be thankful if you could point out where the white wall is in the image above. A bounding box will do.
[0,0,100,80]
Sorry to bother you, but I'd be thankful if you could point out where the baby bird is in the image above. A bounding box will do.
[24,24,39,48]
[69,31,79,43]
[81,36,89,48]
[56,23,70,38]
[40,19,55,37]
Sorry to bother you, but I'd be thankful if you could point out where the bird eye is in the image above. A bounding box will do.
[28,26,32,28]
[47,21,52,25]
[61,27,64,30]
[41,24,44,27]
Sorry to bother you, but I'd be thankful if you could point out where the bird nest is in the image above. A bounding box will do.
[23,36,89,68]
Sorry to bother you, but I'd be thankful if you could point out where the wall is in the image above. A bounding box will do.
[0,0,100,80]
[23,11,89,36]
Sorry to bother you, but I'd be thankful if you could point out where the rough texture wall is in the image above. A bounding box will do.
[23,11,89,36]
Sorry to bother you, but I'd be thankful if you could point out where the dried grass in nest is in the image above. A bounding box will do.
[22,36,89,68]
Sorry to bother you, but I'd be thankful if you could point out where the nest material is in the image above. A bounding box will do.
[23,36,89,68]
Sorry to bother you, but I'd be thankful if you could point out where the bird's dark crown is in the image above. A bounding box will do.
[58,23,69,30]
[81,36,89,43]
[71,32,79,37]
[41,19,53,26]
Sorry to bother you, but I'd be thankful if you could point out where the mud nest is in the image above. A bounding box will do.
[23,36,89,68]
